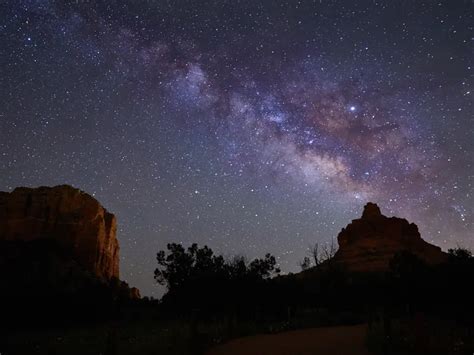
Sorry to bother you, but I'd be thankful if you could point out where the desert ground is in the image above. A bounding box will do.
[207,324,369,355]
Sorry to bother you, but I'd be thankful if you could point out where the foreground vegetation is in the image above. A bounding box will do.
[1,244,473,355]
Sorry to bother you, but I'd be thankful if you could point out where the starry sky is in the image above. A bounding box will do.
[1,0,472,297]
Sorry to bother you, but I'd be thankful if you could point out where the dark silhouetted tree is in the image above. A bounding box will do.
[448,246,473,260]
[299,256,311,271]
[154,243,226,291]
[154,243,280,313]
[307,240,337,268]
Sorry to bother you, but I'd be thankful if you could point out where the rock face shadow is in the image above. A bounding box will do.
[0,185,119,280]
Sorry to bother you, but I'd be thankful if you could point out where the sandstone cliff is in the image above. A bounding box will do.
[333,202,447,272]
[0,185,119,280]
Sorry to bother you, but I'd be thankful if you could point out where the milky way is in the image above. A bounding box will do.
[1,0,472,296]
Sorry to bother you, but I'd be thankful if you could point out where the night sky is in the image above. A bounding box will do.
[1,0,472,297]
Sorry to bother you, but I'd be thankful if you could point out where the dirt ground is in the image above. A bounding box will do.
[207,324,370,355]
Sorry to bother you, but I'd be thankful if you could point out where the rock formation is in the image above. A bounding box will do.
[333,202,447,272]
[0,185,119,280]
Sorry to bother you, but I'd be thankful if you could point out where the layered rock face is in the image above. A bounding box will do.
[333,202,447,272]
[0,185,119,280]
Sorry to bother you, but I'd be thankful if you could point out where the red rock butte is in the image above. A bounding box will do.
[0,185,119,280]
[333,202,447,272]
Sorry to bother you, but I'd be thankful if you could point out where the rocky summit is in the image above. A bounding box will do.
[0,185,119,280]
[333,202,447,272]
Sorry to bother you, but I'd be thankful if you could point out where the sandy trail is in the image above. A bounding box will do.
[207,324,369,355]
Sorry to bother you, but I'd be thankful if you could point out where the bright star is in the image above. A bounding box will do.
[349,106,356,112]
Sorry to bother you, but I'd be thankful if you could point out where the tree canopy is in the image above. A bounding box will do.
[154,243,280,312]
